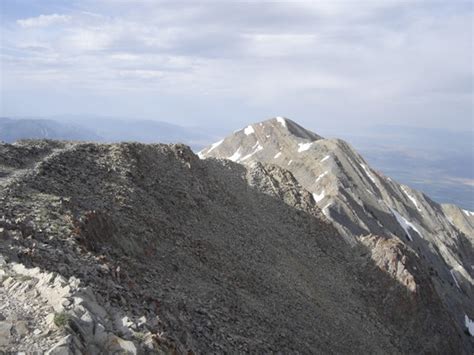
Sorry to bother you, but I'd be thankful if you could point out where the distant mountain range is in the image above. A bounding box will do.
[0,117,100,142]
[0,116,213,150]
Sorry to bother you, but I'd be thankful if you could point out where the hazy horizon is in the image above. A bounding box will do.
[1,0,473,133]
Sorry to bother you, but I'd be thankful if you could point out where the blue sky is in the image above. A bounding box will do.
[0,0,472,132]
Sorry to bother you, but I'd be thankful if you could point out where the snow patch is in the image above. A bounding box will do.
[463,209,474,217]
[360,163,378,185]
[389,207,422,242]
[322,203,332,218]
[450,269,461,290]
[274,152,282,159]
[276,117,287,128]
[198,138,224,159]
[320,155,331,163]
[228,148,242,162]
[316,171,328,183]
[288,160,293,166]
[244,125,255,135]
[241,143,263,161]
[297,142,313,153]
[207,139,224,154]
[312,191,325,203]
[401,186,422,212]
[465,315,474,336]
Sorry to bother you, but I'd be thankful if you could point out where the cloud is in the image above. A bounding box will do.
[1,1,472,130]
[118,69,164,80]
[244,33,319,57]
[62,28,115,51]
[17,14,72,28]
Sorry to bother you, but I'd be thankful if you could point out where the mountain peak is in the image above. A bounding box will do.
[198,117,323,162]
[247,117,323,141]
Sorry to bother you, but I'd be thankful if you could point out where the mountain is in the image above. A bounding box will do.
[0,117,214,151]
[199,117,474,350]
[0,139,468,353]
[59,116,214,150]
[0,117,100,143]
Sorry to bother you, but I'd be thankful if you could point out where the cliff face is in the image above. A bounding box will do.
[199,117,474,351]
[0,139,467,353]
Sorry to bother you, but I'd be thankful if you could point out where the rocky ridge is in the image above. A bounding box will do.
[199,117,474,351]
[0,139,467,353]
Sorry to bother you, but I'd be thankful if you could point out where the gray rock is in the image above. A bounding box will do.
[45,335,74,355]
[0,321,12,346]
[105,334,137,354]
[14,320,28,337]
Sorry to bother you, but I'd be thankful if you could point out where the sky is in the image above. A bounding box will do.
[0,0,473,132]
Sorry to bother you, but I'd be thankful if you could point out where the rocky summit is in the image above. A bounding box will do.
[0,133,471,353]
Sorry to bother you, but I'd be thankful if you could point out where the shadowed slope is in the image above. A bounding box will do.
[199,116,474,351]
[0,140,465,352]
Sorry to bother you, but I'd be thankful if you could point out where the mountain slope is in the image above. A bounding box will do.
[0,140,465,353]
[199,117,474,349]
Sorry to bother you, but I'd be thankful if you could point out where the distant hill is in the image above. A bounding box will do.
[0,117,215,151]
[67,116,213,150]
[0,117,101,143]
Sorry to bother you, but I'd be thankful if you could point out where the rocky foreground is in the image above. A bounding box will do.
[0,140,471,353]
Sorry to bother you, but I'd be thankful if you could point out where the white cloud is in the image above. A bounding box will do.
[17,14,71,28]
[61,28,114,51]
[293,0,411,18]
[244,33,319,57]
[2,2,472,129]
[118,69,164,80]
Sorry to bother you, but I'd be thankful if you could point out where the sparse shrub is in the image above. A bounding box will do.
[134,331,147,341]
[54,312,71,328]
